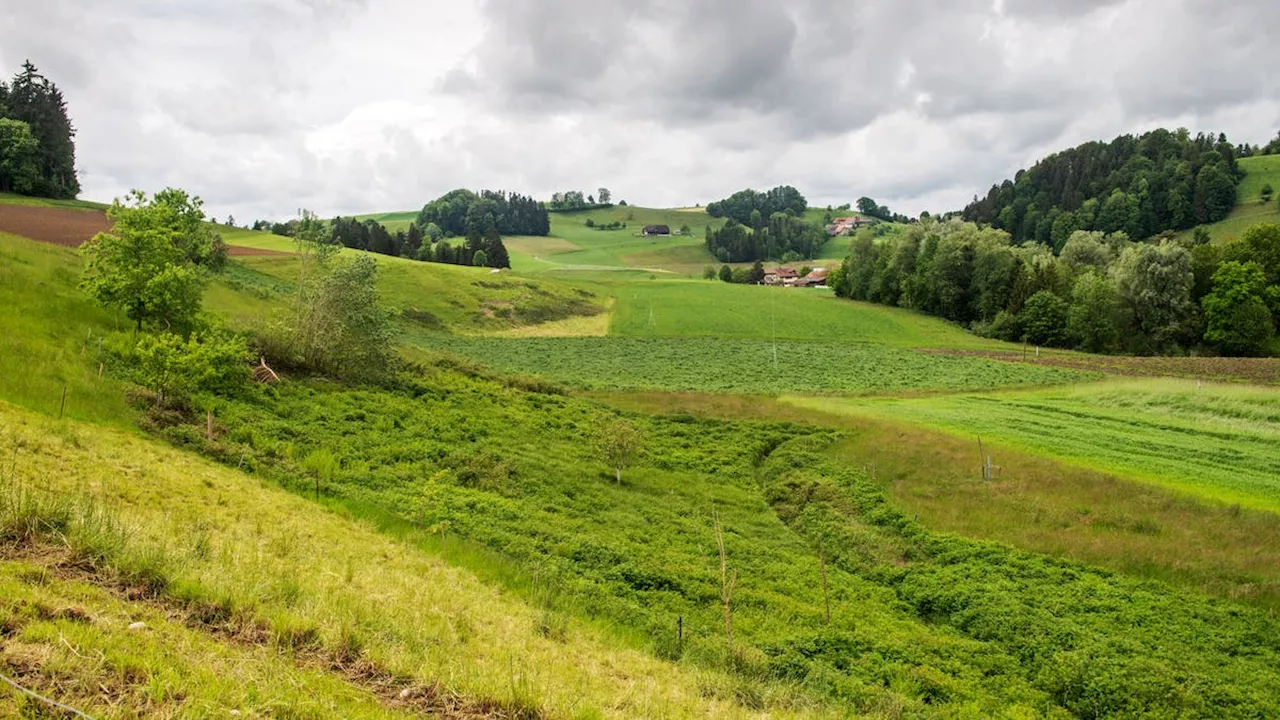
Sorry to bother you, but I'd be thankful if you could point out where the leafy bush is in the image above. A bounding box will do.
[107,330,250,406]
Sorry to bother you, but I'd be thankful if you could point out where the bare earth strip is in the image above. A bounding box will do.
[0,204,292,256]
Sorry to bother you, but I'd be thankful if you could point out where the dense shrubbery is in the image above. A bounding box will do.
[964,128,1242,244]
[833,218,1280,355]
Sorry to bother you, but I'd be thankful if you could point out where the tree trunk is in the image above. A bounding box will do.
[615,466,622,484]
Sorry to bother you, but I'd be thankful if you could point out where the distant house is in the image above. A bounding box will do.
[825,215,875,236]
[642,224,671,236]
[764,266,799,286]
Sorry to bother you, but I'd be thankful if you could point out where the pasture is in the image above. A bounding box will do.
[1175,154,1280,244]
[411,335,1091,394]
[786,378,1280,512]
[607,279,1003,348]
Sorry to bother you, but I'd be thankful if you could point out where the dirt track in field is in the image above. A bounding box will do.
[0,204,292,256]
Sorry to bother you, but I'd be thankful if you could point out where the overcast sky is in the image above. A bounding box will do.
[3,0,1277,222]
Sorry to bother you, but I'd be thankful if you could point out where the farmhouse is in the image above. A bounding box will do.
[764,266,799,286]
[642,224,671,236]
[825,215,875,236]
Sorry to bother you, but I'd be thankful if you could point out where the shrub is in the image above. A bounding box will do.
[1021,291,1069,346]
[107,330,251,406]
[1261,183,1274,203]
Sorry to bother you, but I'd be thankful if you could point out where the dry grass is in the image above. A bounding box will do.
[0,402,837,719]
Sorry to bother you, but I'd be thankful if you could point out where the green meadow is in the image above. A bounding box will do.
[412,336,1091,394]
[606,279,1000,347]
[1176,154,1280,244]
[786,378,1280,512]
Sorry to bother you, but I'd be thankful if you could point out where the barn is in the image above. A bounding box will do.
[642,224,671,236]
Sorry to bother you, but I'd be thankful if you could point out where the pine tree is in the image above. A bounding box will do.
[2,61,79,198]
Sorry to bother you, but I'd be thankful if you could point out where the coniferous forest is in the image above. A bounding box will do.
[0,61,79,198]
[963,129,1241,247]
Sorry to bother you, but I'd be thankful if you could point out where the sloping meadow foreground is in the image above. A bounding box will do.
[129,361,1280,718]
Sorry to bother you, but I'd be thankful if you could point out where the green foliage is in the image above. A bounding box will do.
[717,264,732,283]
[1111,241,1197,352]
[0,61,79,198]
[415,336,1089,394]
[965,128,1240,241]
[1066,272,1123,352]
[590,414,645,483]
[702,265,716,280]
[472,249,489,268]
[1261,182,1274,202]
[416,189,549,237]
[80,189,216,333]
[0,117,39,194]
[107,330,250,405]
[1202,261,1277,356]
[705,185,806,225]
[269,250,397,383]
[1020,290,1068,346]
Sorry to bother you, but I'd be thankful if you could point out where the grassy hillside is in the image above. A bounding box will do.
[1175,154,1280,244]
[141,369,1280,718]
[607,279,1003,348]
[0,191,107,211]
[1,403,806,719]
[787,378,1280,512]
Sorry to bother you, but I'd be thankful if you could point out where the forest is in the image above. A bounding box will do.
[704,214,827,262]
[963,129,1241,245]
[705,185,807,224]
[0,61,78,198]
[831,218,1280,355]
[414,188,550,237]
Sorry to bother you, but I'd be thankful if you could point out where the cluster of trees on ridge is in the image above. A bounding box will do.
[547,187,614,211]
[831,218,1280,356]
[963,129,1242,246]
[703,185,826,262]
[415,189,549,238]
[0,61,78,198]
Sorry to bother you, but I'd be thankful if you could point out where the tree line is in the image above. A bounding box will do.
[415,189,550,237]
[831,218,1280,356]
[963,128,1242,247]
[0,61,79,198]
[705,185,807,224]
[704,213,826,263]
[254,208,512,269]
[548,187,613,211]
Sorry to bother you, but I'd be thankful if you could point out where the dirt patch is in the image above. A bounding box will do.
[225,245,293,257]
[0,204,293,256]
[0,204,110,246]
[922,348,1280,385]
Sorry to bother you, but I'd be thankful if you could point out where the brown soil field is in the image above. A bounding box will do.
[0,203,292,256]
[923,348,1280,385]
[0,204,110,246]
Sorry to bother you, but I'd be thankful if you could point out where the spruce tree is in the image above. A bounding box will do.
[3,61,79,198]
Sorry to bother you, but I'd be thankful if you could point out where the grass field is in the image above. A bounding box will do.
[607,280,1005,348]
[1175,154,1280,244]
[786,378,1280,512]
[412,336,1092,394]
[0,191,108,211]
[154,370,1280,718]
[1,402,807,719]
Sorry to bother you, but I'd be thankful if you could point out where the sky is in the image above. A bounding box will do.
[2,0,1278,222]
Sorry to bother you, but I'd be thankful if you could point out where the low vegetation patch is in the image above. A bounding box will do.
[788,378,1280,511]
[409,336,1091,394]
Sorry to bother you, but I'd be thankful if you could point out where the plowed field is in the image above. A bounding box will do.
[0,204,290,256]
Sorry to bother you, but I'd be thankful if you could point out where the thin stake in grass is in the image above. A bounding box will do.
[818,536,830,625]
[713,510,737,650]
